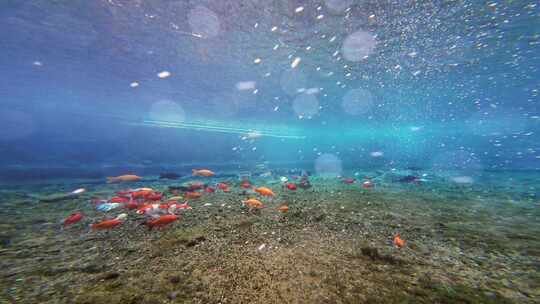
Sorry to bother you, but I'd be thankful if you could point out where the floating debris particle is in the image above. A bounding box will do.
[157,71,171,78]
[291,57,302,68]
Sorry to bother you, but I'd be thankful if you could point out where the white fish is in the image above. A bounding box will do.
[71,188,86,195]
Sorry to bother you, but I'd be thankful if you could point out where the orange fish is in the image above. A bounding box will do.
[192,169,215,177]
[131,190,153,199]
[254,187,275,197]
[184,192,202,199]
[146,214,179,230]
[243,198,264,209]
[277,205,289,213]
[91,218,123,230]
[393,234,406,248]
[136,203,157,215]
[106,175,142,183]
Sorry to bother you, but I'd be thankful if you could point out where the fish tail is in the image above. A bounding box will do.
[106,177,116,183]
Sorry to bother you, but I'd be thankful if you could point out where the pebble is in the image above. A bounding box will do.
[168,291,180,300]
[169,276,181,284]
[99,272,120,280]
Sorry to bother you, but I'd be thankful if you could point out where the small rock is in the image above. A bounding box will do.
[169,276,181,284]
[99,272,120,280]
[168,291,180,300]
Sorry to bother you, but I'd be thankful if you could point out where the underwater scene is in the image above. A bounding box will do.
[1,0,540,303]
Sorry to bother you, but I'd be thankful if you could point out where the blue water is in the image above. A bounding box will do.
[0,1,538,179]
[2,2,540,303]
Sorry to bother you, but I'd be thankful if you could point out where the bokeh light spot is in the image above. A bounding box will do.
[342,30,376,62]
[315,153,343,178]
[293,94,319,117]
[188,5,221,38]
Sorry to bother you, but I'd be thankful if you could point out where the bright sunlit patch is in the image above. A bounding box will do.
[295,6,304,13]
[242,131,263,140]
[33,61,43,66]
[370,151,384,157]
[305,88,320,95]
[254,58,262,64]
[139,120,305,139]
[410,126,422,131]
[342,30,376,62]
[235,81,256,91]
[157,71,171,78]
[130,82,139,88]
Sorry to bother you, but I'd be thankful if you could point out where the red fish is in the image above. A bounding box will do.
[110,196,129,203]
[286,183,297,190]
[131,190,153,199]
[63,212,83,227]
[342,178,356,184]
[91,218,123,230]
[145,192,163,201]
[189,182,205,191]
[205,187,215,193]
[146,214,179,230]
[240,180,251,189]
[124,201,138,210]
[362,180,374,189]
[116,191,131,196]
[167,202,192,210]
[136,204,156,215]
[217,183,228,190]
